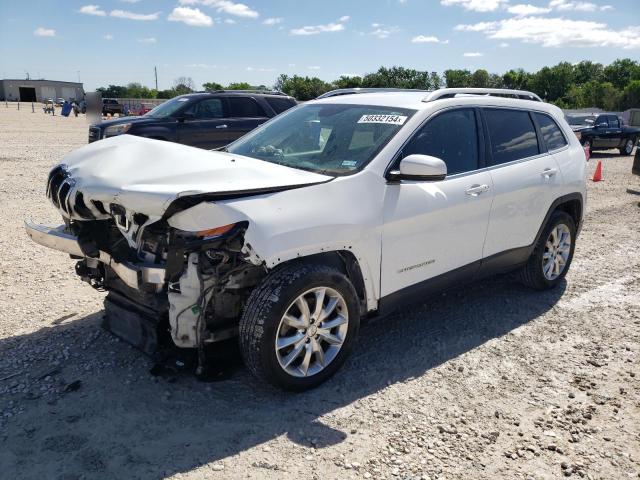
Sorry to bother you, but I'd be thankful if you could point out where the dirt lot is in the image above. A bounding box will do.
[0,104,638,480]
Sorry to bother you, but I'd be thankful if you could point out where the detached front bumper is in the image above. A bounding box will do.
[24,221,165,291]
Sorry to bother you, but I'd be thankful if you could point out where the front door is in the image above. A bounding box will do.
[178,98,228,149]
[604,115,623,148]
[380,108,493,297]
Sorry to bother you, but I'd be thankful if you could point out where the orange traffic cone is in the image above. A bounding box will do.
[592,160,602,182]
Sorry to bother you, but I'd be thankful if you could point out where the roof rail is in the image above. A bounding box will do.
[203,89,288,96]
[317,88,429,99]
[423,88,542,103]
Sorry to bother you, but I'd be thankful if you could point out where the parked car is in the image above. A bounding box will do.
[633,145,640,176]
[132,102,155,116]
[88,91,296,149]
[55,98,66,107]
[565,112,640,155]
[102,98,124,116]
[26,88,586,391]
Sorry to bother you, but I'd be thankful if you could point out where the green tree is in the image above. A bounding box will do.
[573,61,604,86]
[529,62,574,102]
[202,82,224,91]
[470,69,490,88]
[444,69,472,88]
[333,75,363,89]
[603,59,640,90]
[227,82,252,90]
[361,66,431,89]
[620,80,640,110]
[275,74,332,100]
[502,69,532,90]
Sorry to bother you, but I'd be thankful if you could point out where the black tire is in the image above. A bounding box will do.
[239,262,360,391]
[519,211,576,290]
[620,138,635,156]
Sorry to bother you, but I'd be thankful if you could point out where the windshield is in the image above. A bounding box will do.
[144,96,192,118]
[565,114,596,126]
[226,103,415,175]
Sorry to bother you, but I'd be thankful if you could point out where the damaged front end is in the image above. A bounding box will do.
[28,165,267,366]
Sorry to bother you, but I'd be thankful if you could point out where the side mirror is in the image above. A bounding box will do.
[388,154,447,182]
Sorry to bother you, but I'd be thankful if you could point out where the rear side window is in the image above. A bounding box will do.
[484,109,539,166]
[265,97,296,114]
[533,113,567,151]
[402,108,479,175]
[227,97,267,118]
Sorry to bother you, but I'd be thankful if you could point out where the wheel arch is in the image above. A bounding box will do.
[274,250,370,315]
[534,193,584,248]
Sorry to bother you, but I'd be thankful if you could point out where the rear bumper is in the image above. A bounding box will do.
[24,220,165,291]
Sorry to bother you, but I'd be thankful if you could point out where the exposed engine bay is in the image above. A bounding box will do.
[71,216,266,364]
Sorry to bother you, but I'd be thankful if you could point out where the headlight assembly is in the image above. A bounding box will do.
[104,123,132,137]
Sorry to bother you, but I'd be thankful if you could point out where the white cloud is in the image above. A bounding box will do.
[263,17,282,26]
[180,0,259,18]
[138,37,157,43]
[224,18,236,23]
[549,0,597,12]
[600,4,613,10]
[507,4,551,15]
[120,0,142,3]
[168,7,213,26]
[79,5,106,16]
[103,33,114,40]
[456,17,640,49]
[307,66,321,70]
[186,63,219,68]
[246,66,276,72]
[33,27,55,37]
[441,0,507,12]
[290,16,349,35]
[368,24,400,39]
[463,52,484,57]
[499,42,509,47]
[110,9,160,20]
[411,35,449,43]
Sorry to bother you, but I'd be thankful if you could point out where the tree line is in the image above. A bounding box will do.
[97,58,640,111]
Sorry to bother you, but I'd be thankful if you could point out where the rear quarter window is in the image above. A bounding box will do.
[265,97,296,114]
[533,112,568,151]
[227,97,267,118]
[484,109,540,166]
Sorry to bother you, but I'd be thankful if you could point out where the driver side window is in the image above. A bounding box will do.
[402,109,479,175]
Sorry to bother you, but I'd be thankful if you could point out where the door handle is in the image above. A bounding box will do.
[465,184,490,196]
[216,124,228,129]
[541,168,558,178]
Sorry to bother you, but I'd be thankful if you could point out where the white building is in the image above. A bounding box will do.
[0,79,84,102]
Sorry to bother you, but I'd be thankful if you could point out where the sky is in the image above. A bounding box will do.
[0,0,638,91]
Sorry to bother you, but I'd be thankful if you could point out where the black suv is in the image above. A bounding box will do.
[88,91,297,149]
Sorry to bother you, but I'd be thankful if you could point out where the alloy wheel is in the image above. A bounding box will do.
[542,224,572,281]
[275,287,349,378]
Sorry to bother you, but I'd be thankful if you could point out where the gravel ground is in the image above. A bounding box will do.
[0,105,638,480]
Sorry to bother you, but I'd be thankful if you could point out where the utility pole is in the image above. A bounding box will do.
[77,71,81,83]
[154,66,158,91]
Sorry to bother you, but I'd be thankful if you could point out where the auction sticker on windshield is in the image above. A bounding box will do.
[358,114,407,125]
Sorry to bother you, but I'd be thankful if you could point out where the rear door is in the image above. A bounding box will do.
[177,98,228,149]
[481,108,562,259]
[223,96,270,143]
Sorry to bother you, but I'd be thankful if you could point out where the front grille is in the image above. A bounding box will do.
[46,165,94,219]
[88,126,101,143]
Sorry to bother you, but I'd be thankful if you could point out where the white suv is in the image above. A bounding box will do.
[26,88,586,390]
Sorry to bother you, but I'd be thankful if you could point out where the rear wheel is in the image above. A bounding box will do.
[620,138,635,156]
[239,263,360,391]
[520,211,576,290]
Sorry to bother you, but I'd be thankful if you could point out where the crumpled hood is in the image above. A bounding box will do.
[52,135,332,219]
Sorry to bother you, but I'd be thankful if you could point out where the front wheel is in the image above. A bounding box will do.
[620,138,635,156]
[519,211,576,290]
[239,263,360,391]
